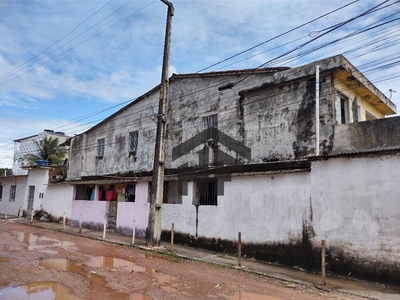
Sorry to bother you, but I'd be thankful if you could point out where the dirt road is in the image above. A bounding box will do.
[0,221,364,299]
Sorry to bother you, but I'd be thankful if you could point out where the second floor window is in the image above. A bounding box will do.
[336,93,349,124]
[9,185,16,202]
[203,114,218,141]
[97,139,105,157]
[129,131,139,154]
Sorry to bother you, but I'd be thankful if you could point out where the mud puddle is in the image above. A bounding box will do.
[39,257,189,299]
[0,281,83,300]
[16,232,75,253]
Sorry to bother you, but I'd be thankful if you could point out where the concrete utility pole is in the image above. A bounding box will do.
[147,0,174,247]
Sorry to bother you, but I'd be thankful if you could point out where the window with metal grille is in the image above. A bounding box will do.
[9,185,16,202]
[203,114,218,141]
[0,186,3,201]
[198,179,218,206]
[163,181,182,204]
[97,139,105,157]
[129,131,139,155]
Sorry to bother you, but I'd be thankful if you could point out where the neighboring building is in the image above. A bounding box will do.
[13,130,69,175]
[0,166,73,219]
[62,54,400,283]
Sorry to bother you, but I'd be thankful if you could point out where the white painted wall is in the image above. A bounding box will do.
[42,183,74,219]
[162,173,311,243]
[162,181,197,236]
[0,175,27,215]
[310,155,400,262]
[25,168,49,212]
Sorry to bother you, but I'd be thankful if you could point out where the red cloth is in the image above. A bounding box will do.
[106,190,117,201]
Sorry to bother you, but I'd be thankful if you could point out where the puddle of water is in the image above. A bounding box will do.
[0,257,11,262]
[15,231,75,253]
[0,281,83,300]
[225,291,284,300]
[40,257,185,299]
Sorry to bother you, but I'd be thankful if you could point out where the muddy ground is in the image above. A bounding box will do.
[0,221,365,299]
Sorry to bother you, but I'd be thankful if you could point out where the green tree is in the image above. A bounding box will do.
[25,137,67,166]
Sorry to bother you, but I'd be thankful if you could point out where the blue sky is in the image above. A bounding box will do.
[1,0,399,167]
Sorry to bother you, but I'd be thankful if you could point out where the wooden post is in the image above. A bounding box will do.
[170,223,174,252]
[63,212,66,230]
[321,240,326,285]
[238,232,242,267]
[30,211,34,224]
[79,213,82,234]
[131,219,136,245]
[102,213,108,239]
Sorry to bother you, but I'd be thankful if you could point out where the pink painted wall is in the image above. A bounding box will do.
[71,200,108,229]
[116,182,149,237]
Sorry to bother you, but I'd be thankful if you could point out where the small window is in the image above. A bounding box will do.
[0,186,3,201]
[163,181,182,204]
[9,185,16,202]
[97,139,105,157]
[125,184,136,202]
[129,131,139,154]
[198,179,218,206]
[203,114,218,141]
[336,93,349,124]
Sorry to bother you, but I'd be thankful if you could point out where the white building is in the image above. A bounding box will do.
[13,130,69,175]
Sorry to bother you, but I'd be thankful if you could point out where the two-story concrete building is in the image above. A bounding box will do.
[65,54,400,284]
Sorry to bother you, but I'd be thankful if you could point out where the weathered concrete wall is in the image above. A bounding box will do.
[162,172,311,243]
[333,116,400,153]
[43,184,74,219]
[67,90,159,179]
[310,155,400,284]
[70,200,108,230]
[116,182,149,237]
[0,175,27,215]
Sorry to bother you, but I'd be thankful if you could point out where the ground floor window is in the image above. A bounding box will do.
[9,185,16,202]
[75,184,95,200]
[163,181,182,204]
[0,185,2,201]
[198,179,218,206]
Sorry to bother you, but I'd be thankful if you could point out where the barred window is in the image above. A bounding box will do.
[9,185,16,202]
[203,114,218,141]
[97,139,105,157]
[198,179,218,206]
[129,131,139,154]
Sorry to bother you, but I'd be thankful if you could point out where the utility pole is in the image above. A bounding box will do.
[147,0,174,247]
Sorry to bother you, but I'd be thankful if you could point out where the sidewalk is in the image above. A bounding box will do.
[2,215,399,300]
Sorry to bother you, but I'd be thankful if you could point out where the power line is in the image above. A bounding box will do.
[0,0,114,80]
